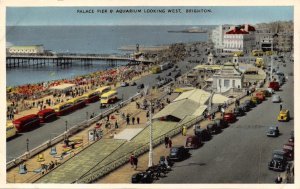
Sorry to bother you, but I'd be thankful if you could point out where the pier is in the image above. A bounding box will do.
[6,53,154,68]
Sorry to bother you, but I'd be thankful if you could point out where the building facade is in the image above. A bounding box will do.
[212,62,244,93]
[8,45,44,54]
[223,24,256,54]
[210,25,231,53]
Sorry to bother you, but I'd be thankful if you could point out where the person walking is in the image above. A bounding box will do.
[182,126,187,136]
[126,116,130,125]
[164,136,169,148]
[137,117,140,124]
[115,121,119,129]
[133,155,138,170]
[168,138,172,148]
[132,117,135,125]
[129,154,134,168]
[280,103,283,111]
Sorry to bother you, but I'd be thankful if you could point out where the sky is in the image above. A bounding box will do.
[6,6,293,26]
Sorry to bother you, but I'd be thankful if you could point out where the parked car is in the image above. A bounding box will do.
[213,118,228,129]
[137,83,144,89]
[169,145,189,161]
[233,107,245,117]
[268,150,287,171]
[269,81,280,91]
[194,127,211,141]
[267,87,274,94]
[240,103,250,112]
[185,135,201,149]
[272,95,281,103]
[266,127,279,137]
[283,143,294,161]
[167,72,172,76]
[244,99,256,108]
[120,82,129,87]
[206,122,219,134]
[251,96,261,104]
[277,109,290,122]
[130,82,137,86]
[255,91,265,101]
[223,113,236,123]
[131,172,153,183]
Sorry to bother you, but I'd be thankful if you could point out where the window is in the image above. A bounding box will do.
[224,80,230,87]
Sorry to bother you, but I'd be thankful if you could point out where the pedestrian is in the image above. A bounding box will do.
[280,103,283,111]
[115,121,119,129]
[133,156,138,170]
[168,138,172,148]
[182,126,187,136]
[137,117,140,124]
[164,136,169,148]
[275,175,283,184]
[126,116,130,125]
[132,117,135,125]
[129,154,134,168]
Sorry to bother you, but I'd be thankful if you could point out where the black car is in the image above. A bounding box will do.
[213,118,228,129]
[207,122,220,134]
[169,145,189,161]
[244,100,256,108]
[268,150,287,172]
[137,83,144,89]
[167,72,172,76]
[266,127,280,137]
[240,103,250,112]
[233,107,245,117]
[131,172,153,183]
[194,127,211,141]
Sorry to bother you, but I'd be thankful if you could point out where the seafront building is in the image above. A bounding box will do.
[223,24,256,54]
[212,62,244,93]
[210,25,231,53]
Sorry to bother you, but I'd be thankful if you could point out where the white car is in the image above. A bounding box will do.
[272,95,281,103]
[267,88,274,94]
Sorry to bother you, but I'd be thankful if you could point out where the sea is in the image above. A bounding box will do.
[6,25,210,87]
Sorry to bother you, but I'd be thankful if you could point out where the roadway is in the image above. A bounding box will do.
[6,60,192,162]
[156,55,294,183]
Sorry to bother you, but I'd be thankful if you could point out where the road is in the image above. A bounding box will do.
[157,56,294,183]
[6,60,193,162]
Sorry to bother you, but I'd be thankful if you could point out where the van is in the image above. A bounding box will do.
[185,135,201,149]
[13,114,40,132]
[37,108,57,123]
[100,90,118,105]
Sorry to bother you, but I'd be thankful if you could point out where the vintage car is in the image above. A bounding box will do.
[277,109,290,122]
[240,103,250,112]
[233,107,245,117]
[169,145,189,161]
[255,91,265,101]
[120,82,129,87]
[244,99,256,108]
[213,118,228,129]
[272,95,281,103]
[269,81,280,91]
[223,112,236,123]
[206,122,220,134]
[283,143,294,161]
[268,150,287,172]
[266,127,279,137]
[251,96,261,104]
[194,127,211,141]
[185,135,201,149]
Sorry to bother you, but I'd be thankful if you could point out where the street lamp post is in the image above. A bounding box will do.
[148,101,153,167]
[26,138,29,152]
[65,120,68,132]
